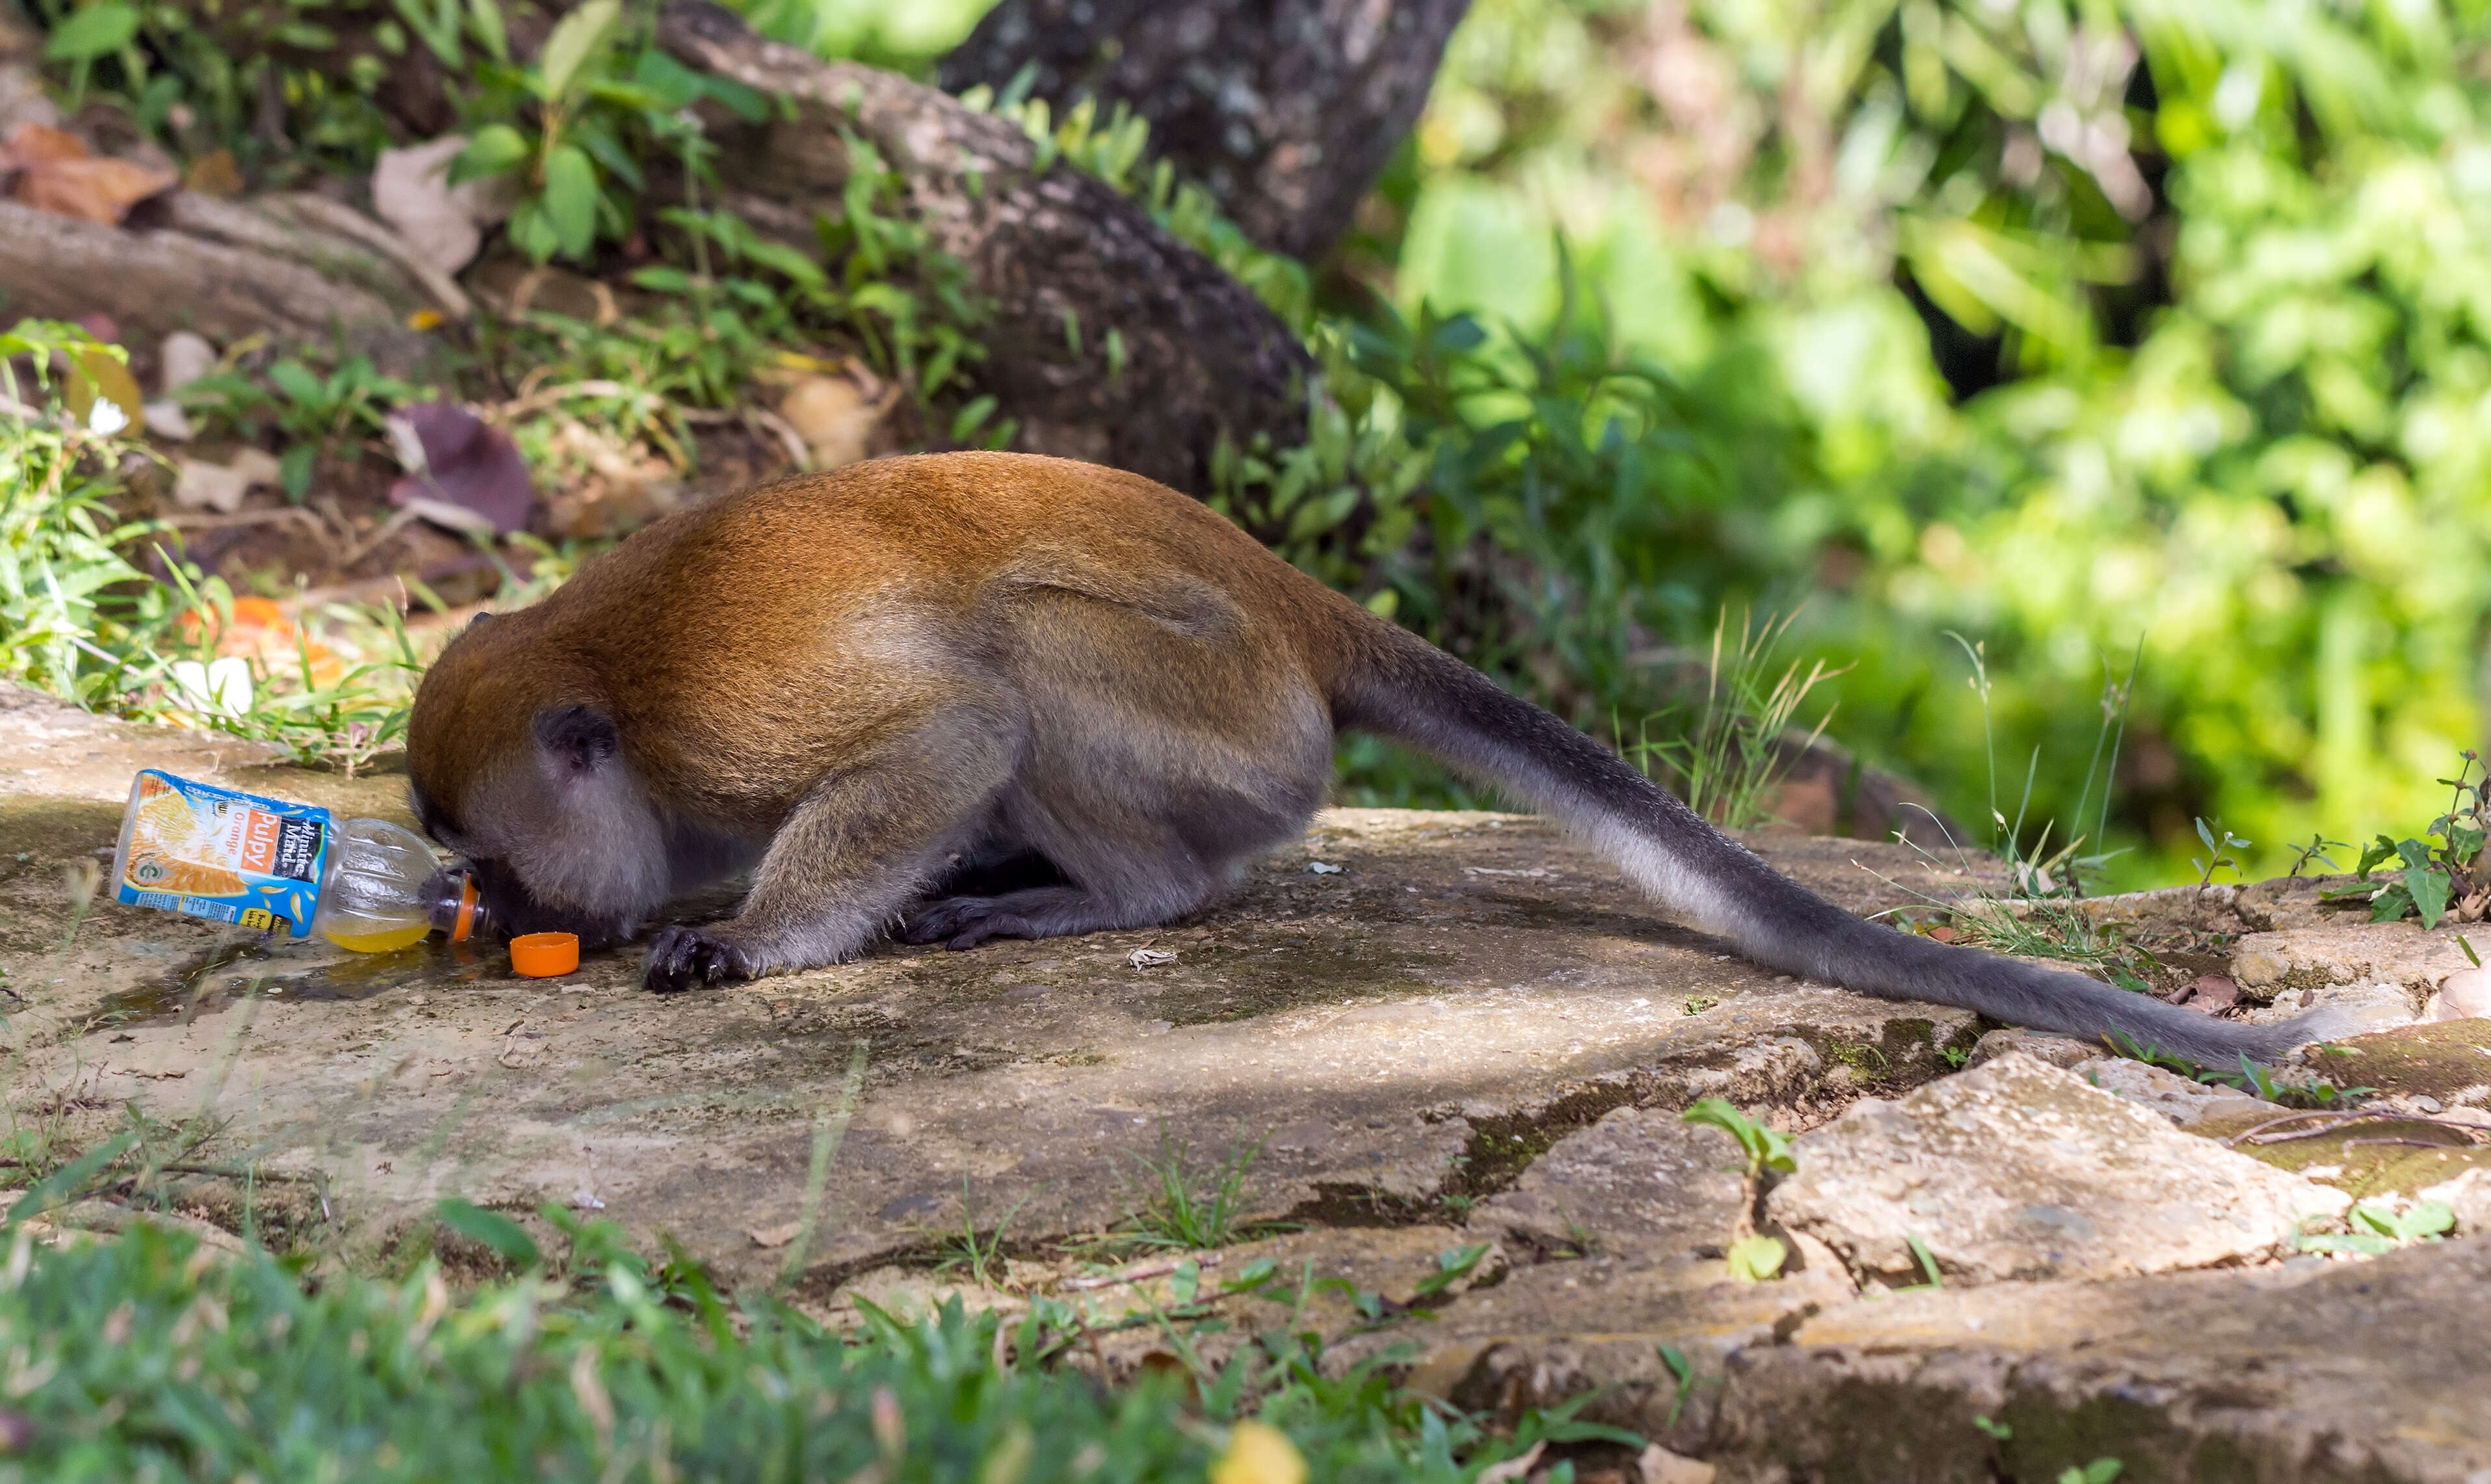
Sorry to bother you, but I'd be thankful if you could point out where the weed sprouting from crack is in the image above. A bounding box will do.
[1094,1122,1290,1254]
[927,1175,1035,1289]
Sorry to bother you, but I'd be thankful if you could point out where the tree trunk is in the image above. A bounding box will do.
[937,0,1471,262]
[0,195,444,374]
[656,0,1314,499]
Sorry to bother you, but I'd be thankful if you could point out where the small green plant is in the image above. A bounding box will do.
[2294,1199,2456,1257]
[929,1176,1033,1289]
[1723,1234,1787,1282]
[2286,832,2352,878]
[1682,994,1719,1015]
[493,138,991,432]
[1973,1414,2012,1440]
[1944,632,2136,899]
[1115,1124,1275,1251]
[1657,1345,1699,1428]
[1680,1098,1795,1180]
[2324,754,2488,929]
[2058,1461,2123,1484]
[1682,1100,1793,1284]
[446,0,766,265]
[1409,1242,1493,1304]
[2107,1033,2373,1098]
[1870,643,2156,989]
[962,85,1315,332]
[1901,1231,1945,1291]
[1939,1044,1973,1070]
[181,352,420,499]
[2191,816,2252,893]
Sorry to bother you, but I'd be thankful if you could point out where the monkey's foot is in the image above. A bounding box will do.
[902,886,1115,950]
[900,894,1028,950]
[643,925,755,992]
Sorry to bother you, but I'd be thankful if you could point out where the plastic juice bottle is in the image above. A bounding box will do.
[109,769,489,951]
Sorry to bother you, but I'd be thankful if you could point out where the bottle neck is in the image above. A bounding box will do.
[425,869,494,942]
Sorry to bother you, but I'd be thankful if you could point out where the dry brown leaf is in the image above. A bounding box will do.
[181,148,242,198]
[1,122,175,224]
[64,343,142,429]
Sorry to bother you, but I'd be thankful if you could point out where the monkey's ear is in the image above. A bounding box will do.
[468,612,494,629]
[535,706,619,775]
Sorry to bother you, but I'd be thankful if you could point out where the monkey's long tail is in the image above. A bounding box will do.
[1329,616,2348,1067]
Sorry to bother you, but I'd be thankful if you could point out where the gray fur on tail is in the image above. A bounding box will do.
[1331,620,2347,1067]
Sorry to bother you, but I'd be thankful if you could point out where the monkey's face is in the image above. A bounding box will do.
[407,628,673,947]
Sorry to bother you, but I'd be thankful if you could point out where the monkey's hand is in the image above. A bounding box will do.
[643,925,758,993]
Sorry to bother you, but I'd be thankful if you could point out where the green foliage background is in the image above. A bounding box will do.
[1364,0,2491,886]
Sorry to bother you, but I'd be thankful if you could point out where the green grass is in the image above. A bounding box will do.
[1621,607,1845,831]
[929,1177,1032,1289]
[1108,1126,1285,1254]
[0,1201,1613,1483]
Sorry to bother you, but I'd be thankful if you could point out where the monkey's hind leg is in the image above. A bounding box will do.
[899,782,1300,951]
[899,866,1215,951]
[643,706,1015,992]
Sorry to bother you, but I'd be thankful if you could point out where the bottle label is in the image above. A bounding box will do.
[116,770,330,938]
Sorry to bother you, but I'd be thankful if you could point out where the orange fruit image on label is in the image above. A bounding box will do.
[126,854,251,897]
[123,776,250,897]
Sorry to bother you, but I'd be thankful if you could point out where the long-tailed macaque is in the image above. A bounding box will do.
[406,453,2342,1065]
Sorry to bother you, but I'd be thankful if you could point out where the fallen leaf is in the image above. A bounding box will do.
[1127,947,1177,969]
[777,373,893,469]
[747,1221,802,1249]
[1638,1445,1717,1484]
[171,458,249,513]
[181,148,241,197]
[373,135,514,275]
[158,330,217,396]
[386,400,533,534]
[1924,923,1960,942]
[2433,966,2491,1022]
[63,343,142,431]
[1,122,174,224]
[2183,974,2241,1014]
[142,401,193,440]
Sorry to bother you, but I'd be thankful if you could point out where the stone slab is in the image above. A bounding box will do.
[1764,1054,2348,1285]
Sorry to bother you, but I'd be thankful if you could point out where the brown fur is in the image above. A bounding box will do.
[410,453,1371,987]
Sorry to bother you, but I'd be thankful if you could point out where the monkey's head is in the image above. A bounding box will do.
[406,615,671,946]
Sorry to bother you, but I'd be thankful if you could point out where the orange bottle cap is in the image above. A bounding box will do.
[451,874,479,943]
[510,932,579,977]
